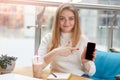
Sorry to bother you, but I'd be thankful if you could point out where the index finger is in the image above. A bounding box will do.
[70,47,79,51]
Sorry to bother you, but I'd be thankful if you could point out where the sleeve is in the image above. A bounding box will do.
[87,61,96,76]
[38,33,52,56]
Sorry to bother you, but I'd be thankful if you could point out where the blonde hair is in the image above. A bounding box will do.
[48,3,81,51]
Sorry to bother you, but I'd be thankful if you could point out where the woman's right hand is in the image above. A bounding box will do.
[44,42,79,64]
[52,46,78,56]
[52,41,79,57]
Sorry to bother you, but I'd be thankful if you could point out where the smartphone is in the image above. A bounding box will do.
[85,42,96,60]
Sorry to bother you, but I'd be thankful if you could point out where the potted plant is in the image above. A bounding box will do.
[0,54,17,74]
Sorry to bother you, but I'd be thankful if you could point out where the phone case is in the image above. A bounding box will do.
[85,42,96,60]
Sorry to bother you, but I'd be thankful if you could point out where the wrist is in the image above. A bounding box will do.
[82,61,90,72]
[51,49,58,56]
[82,59,89,64]
[44,49,58,65]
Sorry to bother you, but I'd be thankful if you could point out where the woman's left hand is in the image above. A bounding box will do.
[81,47,96,64]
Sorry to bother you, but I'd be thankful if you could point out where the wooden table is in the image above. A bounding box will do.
[13,66,91,80]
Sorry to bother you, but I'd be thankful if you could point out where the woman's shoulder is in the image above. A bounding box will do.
[41,33,52,41]
[44,32,52,36]
[81,34,88,41]
[79,34,89,46]
[43,33,52,38]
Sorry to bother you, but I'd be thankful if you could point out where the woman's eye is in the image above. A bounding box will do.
[69,17,74,21]
[59,17,65,21]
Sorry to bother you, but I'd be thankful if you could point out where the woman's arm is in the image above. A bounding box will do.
[44,46,78,64]
[44,50,57,64]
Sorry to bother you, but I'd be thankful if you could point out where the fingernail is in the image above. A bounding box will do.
[76,48,79,50]
[68,41,70,44]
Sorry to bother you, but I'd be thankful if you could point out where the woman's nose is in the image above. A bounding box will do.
[64,19,70,26]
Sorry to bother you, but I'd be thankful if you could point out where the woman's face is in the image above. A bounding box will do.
[59,9,75,33]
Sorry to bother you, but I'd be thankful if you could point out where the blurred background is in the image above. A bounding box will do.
[0,0,120,67]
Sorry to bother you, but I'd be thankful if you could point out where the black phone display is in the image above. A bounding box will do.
[85,42,96,60]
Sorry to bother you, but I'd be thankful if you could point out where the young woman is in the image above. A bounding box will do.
[38,3,96,77]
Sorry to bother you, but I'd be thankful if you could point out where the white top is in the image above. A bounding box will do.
[38,32,96,76]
